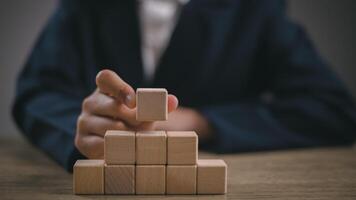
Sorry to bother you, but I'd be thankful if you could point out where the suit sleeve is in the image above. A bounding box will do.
[12,2,88,171]
[199,1,356,153]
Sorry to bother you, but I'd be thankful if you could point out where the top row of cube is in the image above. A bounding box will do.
[136,88,168,121]
[105,130,198,165]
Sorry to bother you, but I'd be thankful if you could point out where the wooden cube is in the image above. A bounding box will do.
[136,165,166,194]
[167,165,197,194]
[136,131,166,164]
[167,131,198,165]
[105,165,135,194]
[136,88,168,121]
[73,160,104,194]
[104,130,135,165]
[197,159,227,194]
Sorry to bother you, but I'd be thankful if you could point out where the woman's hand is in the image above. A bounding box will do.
[75,69,178,159]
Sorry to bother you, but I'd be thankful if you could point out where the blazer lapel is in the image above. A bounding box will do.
[152,0,240,103]
[98,1,144,88]
[151,0,205,96]
[194,0,241,90]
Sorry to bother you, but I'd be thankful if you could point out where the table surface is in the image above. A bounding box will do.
[1,135,356,200]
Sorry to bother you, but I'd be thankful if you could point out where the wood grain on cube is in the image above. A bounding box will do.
[167,165,197,194]
[73,160,104,194]
[136,88,167,121]
[104,130,135,165]
[105,165,135,194]
[136,165,166,194]
[197,159,227,194]
[136,131,166,164]
[167,131,198,165]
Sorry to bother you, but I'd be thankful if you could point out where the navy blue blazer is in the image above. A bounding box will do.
[13,0,356,171]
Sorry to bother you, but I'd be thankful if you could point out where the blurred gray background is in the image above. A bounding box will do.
[0,0,355,136]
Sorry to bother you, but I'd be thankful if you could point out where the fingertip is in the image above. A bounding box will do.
[125,91,136,108]
[168,94,179,113]
[95,69,112,87]
[95,69,136,108]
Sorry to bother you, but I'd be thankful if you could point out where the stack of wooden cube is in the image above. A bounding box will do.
[73,88,227,195]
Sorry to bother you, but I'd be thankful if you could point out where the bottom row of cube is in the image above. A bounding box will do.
[74,159,227,195]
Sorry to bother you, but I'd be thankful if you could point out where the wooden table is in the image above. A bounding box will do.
[1,135,356,200]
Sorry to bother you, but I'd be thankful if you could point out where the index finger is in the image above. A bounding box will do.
[96,69,136,108]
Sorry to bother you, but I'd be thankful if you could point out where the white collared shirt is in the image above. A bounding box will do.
[138,0,190,83]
